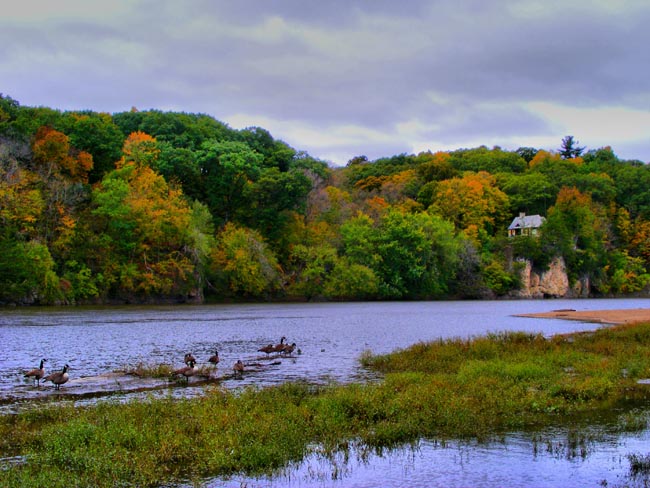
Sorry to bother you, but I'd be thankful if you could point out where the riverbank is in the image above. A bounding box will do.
[515,307,650,325]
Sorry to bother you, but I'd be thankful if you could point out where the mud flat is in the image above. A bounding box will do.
[516,307,650,325]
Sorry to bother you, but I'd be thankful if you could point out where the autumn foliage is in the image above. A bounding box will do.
[1,93,650,304]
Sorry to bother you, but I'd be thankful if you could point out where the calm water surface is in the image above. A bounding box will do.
[2,298,650,487]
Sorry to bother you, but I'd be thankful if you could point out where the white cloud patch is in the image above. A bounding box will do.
[526,102,650,148]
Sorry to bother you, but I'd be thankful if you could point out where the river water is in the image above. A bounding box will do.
[2,298,650,486]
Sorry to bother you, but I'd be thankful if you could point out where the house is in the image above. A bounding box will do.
[508,212,545,237]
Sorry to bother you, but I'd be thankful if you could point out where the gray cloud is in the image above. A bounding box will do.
[1,0,649,164]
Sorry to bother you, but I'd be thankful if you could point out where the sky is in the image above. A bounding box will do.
[1,0,649,165]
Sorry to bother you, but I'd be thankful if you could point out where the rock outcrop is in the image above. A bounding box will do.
[513,257,576,298]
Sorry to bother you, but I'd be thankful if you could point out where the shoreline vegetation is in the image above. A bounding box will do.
[3,309,650,487]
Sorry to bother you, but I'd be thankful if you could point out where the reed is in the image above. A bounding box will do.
[3,322,650,487]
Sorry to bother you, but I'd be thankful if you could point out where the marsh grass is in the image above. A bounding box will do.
[4,323,650,487]
[122,362,216,382]
[122,362,175,378]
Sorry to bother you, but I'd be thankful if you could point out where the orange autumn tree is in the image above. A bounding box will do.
[119,131,160,168]
[32,126,93,183]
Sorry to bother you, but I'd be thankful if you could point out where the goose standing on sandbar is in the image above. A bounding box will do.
[43,364,69,390]
[271,336,287,354]
[184,353,196,366]
[233,360,244,376]
[173,360,198,383]
[282,343,297,357]
[208,350,220,365]
[24,358,47,386]
[257,344,274,356]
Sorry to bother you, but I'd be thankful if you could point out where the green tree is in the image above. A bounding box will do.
[197,140,263,225]
[210,223,281,297]
[287,244,338,299]
[541,187,607,284]
[498,172,554,216]
[0,240,61,304]
[559,135,585,159]
[156,144,203,200]
[449,146,527,174]
[242,167,311,243]
[341,210,462,298]
[57,112,125,182]
[515,146,538,163]
[323,257,379,299]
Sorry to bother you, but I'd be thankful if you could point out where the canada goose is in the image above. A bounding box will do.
[271,336,287,353]
[208,350,220,365]
[184,353,196,366]
[233,360,244,376]
[173,360,197,383]
[257,344,274,355]
[42,364,69,390]
[24,358,47,386]
[281,343,297,356]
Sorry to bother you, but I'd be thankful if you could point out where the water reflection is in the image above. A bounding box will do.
[214,426,650,488]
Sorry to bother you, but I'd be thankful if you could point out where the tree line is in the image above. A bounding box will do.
[1,94,649,305]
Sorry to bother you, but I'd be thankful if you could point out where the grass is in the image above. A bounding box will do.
[121,361,216,381]
[3,323,650,487]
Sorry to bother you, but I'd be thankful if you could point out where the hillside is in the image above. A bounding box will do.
[2,94,650,304]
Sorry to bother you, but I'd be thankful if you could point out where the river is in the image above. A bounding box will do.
[2,298,650,486]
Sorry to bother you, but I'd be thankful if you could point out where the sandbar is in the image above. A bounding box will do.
[516,307,650,325]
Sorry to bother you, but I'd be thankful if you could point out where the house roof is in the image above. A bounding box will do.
[508,214,545,230]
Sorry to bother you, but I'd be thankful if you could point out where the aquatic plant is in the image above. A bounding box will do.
[628,452,650,475]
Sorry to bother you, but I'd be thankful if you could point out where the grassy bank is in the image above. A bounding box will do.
[3,322,650,487]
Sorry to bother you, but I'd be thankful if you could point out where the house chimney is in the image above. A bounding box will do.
[519,212,525,218]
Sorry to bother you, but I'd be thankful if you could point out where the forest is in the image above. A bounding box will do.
[1,93,650,305]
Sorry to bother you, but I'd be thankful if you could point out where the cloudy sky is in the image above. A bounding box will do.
[2,0,649,165]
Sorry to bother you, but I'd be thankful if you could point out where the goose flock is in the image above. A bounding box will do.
[23,336,299,390]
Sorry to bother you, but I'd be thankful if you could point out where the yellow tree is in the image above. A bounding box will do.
[431,171,509,241]
[211,222,281,297]
[0,164,43,239]
[92,156,199,297]
[630,217,650,269]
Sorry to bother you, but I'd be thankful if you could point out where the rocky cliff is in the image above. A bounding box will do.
[513,257,589,298]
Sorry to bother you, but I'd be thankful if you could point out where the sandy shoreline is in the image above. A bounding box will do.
[515,307,650,325]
